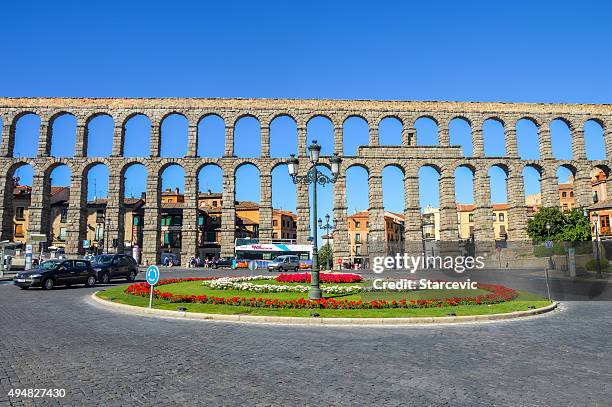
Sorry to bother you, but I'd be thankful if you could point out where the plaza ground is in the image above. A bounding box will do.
[0,268,611,405]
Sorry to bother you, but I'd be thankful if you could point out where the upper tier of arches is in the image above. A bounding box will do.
[0,106,609,161]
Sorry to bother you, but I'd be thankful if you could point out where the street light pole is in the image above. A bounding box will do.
[593,212,602,279]
[287,141,342,300]
[319,213,334,271]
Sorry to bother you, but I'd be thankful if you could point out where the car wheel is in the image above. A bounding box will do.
[100,272,110,284]
[126,271,136,282]
[19,286,29,290]
[85,275,96,287]
[42,278,54,290]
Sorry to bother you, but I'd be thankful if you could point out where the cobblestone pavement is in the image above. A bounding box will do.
[0,270,611,406]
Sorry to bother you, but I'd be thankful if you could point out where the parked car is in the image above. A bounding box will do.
[13,259,97,290]
[267,255,300,272]
[92,254,139,283]
[211,257,234,269]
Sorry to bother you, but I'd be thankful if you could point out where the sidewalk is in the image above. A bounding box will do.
[528,268,612,282]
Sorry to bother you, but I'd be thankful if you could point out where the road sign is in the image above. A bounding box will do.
[248,260,257,271]
[545,240,553,249]
[146,265,160,286]
[146,265,160,309]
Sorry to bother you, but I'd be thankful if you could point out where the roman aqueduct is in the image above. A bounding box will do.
[0,97,610,265]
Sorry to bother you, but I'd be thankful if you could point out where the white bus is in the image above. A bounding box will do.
[234,239,313,269]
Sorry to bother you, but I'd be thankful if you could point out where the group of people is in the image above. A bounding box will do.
[188,256,217,268]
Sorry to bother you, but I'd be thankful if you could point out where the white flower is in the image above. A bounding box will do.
[202,276,363,294]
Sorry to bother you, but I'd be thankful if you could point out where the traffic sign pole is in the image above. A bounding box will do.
[145,265,160,309]
[149,284,154,309]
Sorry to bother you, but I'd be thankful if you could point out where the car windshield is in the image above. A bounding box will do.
[93,255,114,265]
[272,257,284,262]
[39,260,62,270]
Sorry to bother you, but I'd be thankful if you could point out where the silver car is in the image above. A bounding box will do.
[267,255,300,272]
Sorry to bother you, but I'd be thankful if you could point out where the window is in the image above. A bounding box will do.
[272,232,278,239]
[198,215,204,226]
[273,220,278,227]
[14,224,24,237]
[570,191,574,197]
[354,221,360,228]
[15,207,24,220]
[468,213,474,222]
[355,246,361,256]
[60,208,68,223]
[499,213,505,222]
[562,191,567,197]
[59,227,67,241]
[212,200,217,207]
[355,233,361,243]
[96,209,105,223]
[133,215,141,226]
[173,216,182,226]
[75,261,87,270]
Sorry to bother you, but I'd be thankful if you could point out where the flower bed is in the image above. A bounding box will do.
[275,273,362,284]
[124,278,518,310]
[201,275,361,295]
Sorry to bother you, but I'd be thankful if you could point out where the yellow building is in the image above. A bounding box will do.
[346,210,405,264]
[456,203,509,240]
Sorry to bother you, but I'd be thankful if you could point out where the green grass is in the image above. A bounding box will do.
[96,281,552,318]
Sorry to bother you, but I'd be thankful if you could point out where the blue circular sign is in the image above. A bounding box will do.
[545,240,553,249]
[146,265,160,286]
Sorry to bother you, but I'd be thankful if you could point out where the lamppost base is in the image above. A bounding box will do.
[308,288,322,301]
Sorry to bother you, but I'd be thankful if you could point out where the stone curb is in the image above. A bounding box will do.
[90,291,558,326]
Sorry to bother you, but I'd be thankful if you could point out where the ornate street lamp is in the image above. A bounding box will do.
[318,213,334,271]
[287,140,342,300]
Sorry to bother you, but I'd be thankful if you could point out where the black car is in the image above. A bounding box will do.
[211,257,234,269]
[92,254,139,283]
[14,259,97,290]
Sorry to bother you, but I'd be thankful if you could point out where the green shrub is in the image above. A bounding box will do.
[585,258,610,271]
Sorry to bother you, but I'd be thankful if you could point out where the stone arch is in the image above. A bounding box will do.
[233,115,261,158]
[556,164,577,211]
[515,117,540,160]
[584,119,606,160]
[85,113,114,157]
[49,112,77,157]
[197,114,225,158]
[449,117,472,157]
[343,115,369,156]
[306,115,334,157]
[270,114,298,158]
[0,161,36,241]
[550,118,573,160]
[522,163,543,207]
[123,113,151,157]
[483,118,506,157]
[12,112,41,158]
[414,116,439,146]
[378,116,403,145]
[160,113,188,158]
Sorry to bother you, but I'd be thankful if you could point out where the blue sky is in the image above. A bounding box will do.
[2,0,610,243]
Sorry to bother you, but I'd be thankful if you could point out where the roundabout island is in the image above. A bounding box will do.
[95,273,556,323]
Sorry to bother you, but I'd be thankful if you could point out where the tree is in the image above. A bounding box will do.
[527,207,591,242]
[318,243,333,270]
